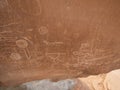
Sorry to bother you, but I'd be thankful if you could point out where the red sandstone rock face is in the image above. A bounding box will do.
[0,0,120,86]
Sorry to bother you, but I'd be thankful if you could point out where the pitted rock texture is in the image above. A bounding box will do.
[0,0,120,86]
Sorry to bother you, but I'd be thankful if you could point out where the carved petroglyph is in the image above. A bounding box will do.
[72,43,92,64]
[43,40,64,46]
[27,28,33,32]
[38,26,48,35]
[0,36,17,41]
[23,37,33,45]
[87,54,113,62]
[10,53,21,60]
[0,30,13,34]
[24,48,31,60]
[0,22,19,28]
[0,0,120,86]
[72,42,113,65]
[16,39,31,59]
[46,52,66,63]
[16,39,28,49]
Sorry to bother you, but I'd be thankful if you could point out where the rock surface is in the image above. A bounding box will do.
[0,0,120,86]
[0,69,120,90]
[75,69,120,90]
[0,79,76,90]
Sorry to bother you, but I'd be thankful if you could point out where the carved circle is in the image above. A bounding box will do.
[73,51,79,56]
[16,39,28,49]
[38,26,48,35]
[10,53,21,60]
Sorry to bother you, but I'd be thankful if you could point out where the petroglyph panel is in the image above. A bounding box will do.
[0,0,120,86]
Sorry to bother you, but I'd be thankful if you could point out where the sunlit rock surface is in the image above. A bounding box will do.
[76,69,120,90]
